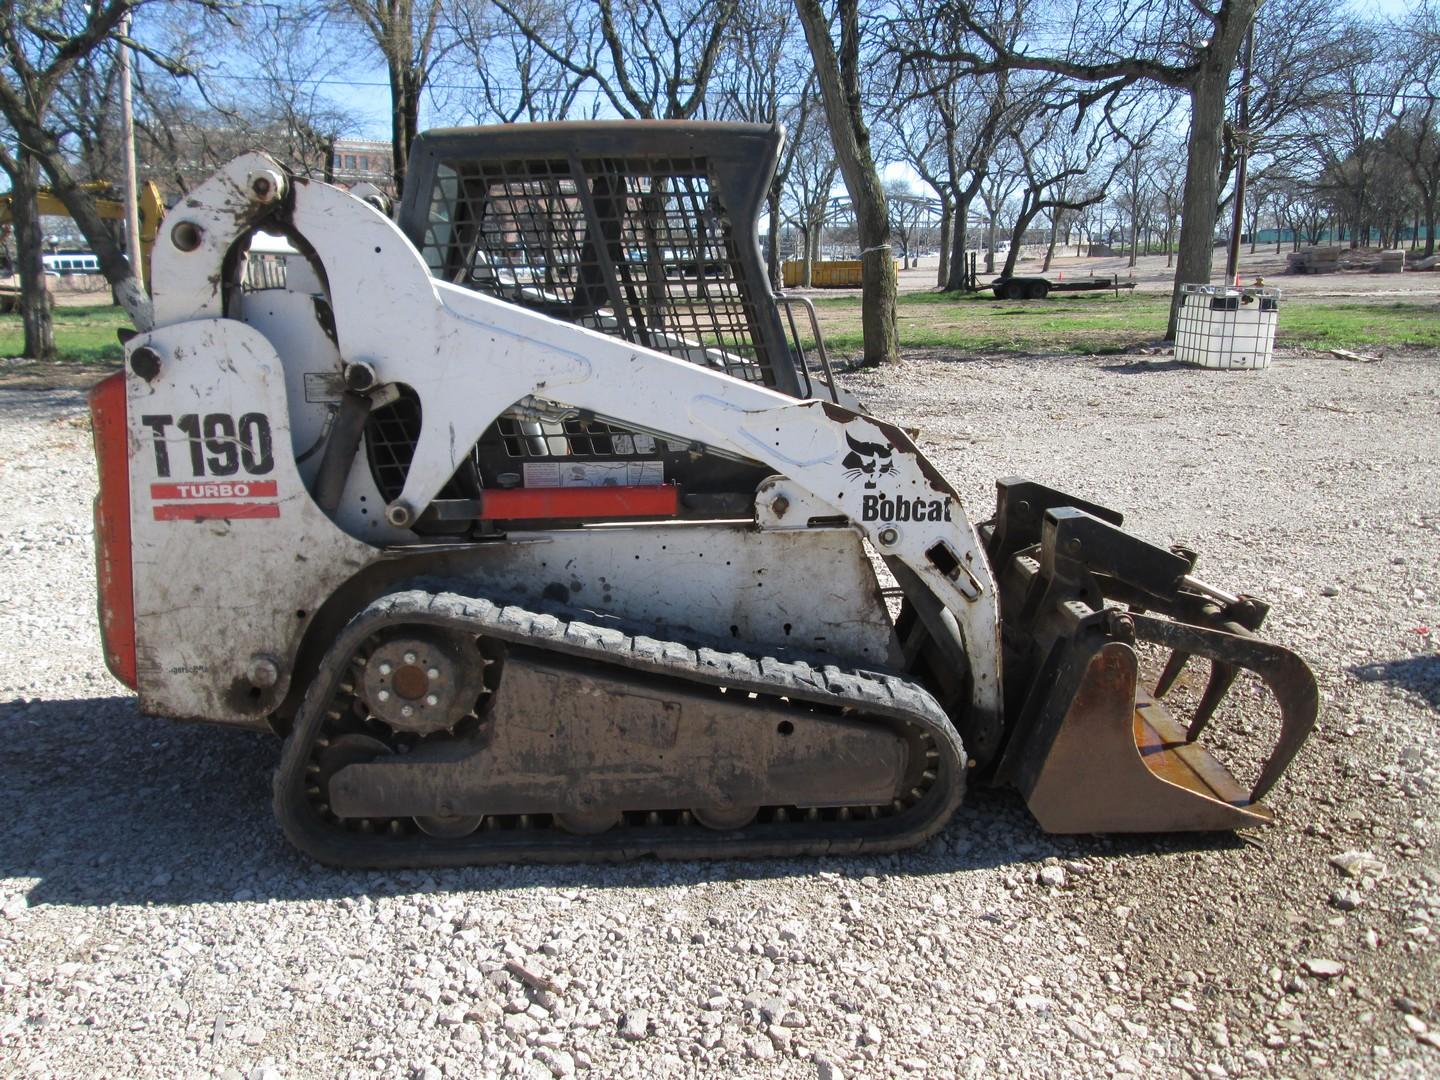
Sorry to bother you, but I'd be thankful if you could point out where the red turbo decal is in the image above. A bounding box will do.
[150,479,279,521]
[151,480,278,500]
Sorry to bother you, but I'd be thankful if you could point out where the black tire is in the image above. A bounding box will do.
[1025,280,1049,300]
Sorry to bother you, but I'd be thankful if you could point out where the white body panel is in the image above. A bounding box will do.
[130,156,1002,733]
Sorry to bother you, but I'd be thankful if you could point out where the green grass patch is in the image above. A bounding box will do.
[805,290,1440,356]
[1276,300,1440,349]
[0,304,130,366]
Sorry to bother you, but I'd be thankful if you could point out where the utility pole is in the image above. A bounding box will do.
[120,10,143,290]
[1225,24,1255,285]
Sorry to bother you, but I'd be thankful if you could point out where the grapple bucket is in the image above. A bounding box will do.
[984,479,1318,833]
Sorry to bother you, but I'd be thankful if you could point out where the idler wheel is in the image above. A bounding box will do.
[555,810,621,836]
[414,814,484,838]
[691,805,759,831]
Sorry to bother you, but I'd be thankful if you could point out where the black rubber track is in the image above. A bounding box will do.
[274,590,967,867]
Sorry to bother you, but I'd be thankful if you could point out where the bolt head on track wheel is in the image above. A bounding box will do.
[691,805,759,831]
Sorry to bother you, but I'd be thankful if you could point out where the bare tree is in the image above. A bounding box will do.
[889,0,1034,290]
[895,0,1272,337]
[1217,0,1358,211]
[0,140,55,360]
[51,45,124,185]
[327,0,464,197]
[1144,138,1186,266]
[888,100,953,286]
[977,145,1020,274]
[712,0,816,287]
[233,6,362,182]
[1385,4,1440,256]
[1115,147,1147,268]
[0,0,223,343]
[780,110,839,286]
[796,0,897,364]
[1305,23,1398,247]
[996,101,1133,279]
[1112,107,1171,267]
[449,0,594,122]
[885,179,928,266]
[492,0,740,120]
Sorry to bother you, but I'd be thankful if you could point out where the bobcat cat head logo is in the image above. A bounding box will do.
[842,433,897,489]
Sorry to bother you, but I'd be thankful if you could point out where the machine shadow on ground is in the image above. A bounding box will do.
[1100,358,1192,374]
[0,696,1237,910]
[1349,654,1440,709]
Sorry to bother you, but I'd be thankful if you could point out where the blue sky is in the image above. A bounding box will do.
[325,0,1427,145]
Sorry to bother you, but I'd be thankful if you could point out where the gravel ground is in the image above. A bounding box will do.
[1,349,1436,1080]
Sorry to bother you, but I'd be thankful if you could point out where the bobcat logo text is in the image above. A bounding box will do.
[861,493,953,523]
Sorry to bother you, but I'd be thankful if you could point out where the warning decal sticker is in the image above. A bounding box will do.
[522,461,664,488]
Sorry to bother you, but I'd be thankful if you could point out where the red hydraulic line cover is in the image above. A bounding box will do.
[89,372,137,690]
[479,485,678,520]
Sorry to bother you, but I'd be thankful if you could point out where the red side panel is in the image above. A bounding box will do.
[479,485,679,521]
[89,372,137,690]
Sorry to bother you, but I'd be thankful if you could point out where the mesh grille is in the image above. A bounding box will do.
[365,389,478,502]
[420,155,776,385]
[495,416,669,459]
[365,392,423,500]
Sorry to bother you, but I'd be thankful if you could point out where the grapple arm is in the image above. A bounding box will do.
[984,478,1318,833]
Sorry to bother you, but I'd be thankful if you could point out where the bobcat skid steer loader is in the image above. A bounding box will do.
[90,122,1317,867]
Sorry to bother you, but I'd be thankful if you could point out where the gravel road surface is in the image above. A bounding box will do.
[1,349,1436,1079]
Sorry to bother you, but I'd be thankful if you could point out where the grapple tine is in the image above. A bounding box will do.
[1154,649,1191,698]
[1131,615,1318,803]
[1187,661,1238,742]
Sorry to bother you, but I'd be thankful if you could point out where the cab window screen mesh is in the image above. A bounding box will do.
[419,155,776,386]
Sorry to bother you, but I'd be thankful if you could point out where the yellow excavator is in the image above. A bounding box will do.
[0,179,164,307]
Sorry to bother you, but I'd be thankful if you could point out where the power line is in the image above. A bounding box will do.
[174,70,1440,105]
[201,71,613,95]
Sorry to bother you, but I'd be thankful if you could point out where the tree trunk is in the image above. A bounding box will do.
[1042,212,1058,272]
[1166,64,1232,339]
[1128,208,1139,267]
[1000,204,1037,278]
[946,196,969,290]
[14,118,151,329]
[797,0,896,364]
[11,150,54,361]
[389,66,422,198]
[945,176,984,290]
[936,197,951,287]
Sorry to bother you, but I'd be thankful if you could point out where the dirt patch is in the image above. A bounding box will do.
[0,359,118,391]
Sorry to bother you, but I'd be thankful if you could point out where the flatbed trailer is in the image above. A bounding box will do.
[989,274,1137,300]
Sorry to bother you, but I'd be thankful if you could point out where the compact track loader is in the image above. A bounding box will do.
[90,122,1317,866]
